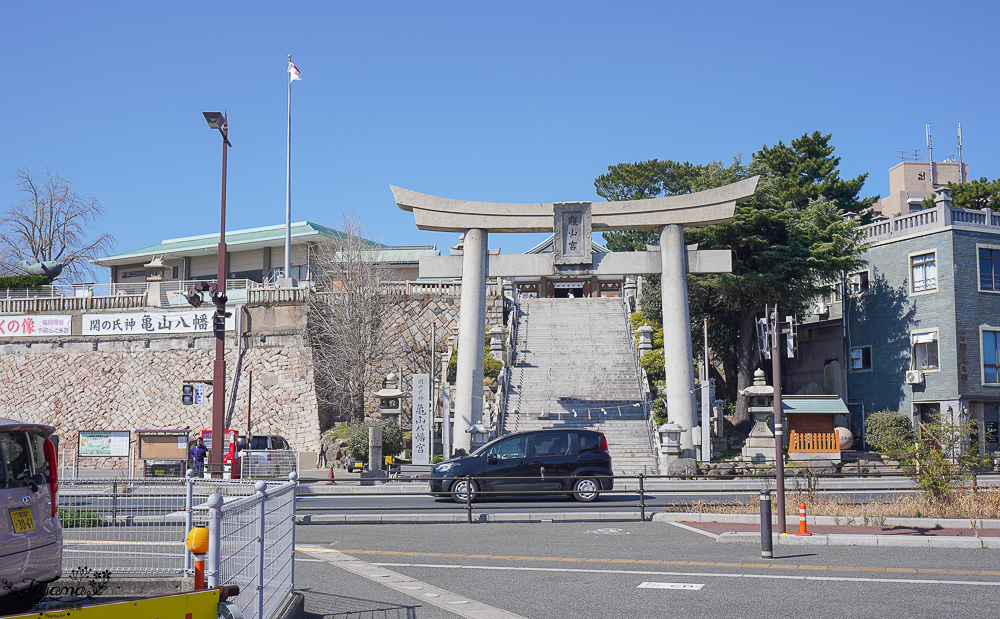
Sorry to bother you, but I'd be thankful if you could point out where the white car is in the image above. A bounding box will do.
[0,418,62,614]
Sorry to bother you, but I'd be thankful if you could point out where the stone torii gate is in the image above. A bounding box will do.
[392,177,758,456]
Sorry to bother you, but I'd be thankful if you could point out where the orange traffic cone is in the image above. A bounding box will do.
[796,503,812,536]
[326,466,337,485]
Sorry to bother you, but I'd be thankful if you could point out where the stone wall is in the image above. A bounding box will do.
[0,305,320,460]
[0,293,506,463]
[366,294,504,417]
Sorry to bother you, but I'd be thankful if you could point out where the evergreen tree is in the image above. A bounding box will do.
[595,132,873,426]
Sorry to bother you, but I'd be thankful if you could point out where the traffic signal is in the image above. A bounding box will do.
[182,384,194,405]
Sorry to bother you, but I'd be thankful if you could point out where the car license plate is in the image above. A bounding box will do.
[10,508,35,533]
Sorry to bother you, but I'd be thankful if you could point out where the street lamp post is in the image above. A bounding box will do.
[203,111,231,478]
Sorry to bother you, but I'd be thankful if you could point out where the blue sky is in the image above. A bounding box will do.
[3,1,997,270]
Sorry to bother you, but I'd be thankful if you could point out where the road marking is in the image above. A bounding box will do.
[310,548,1000,579]
[371,562,1000,587]
[669,521,720,539]
[298,546,526,619]
[638,582,705,590]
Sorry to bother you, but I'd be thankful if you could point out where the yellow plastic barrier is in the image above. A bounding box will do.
[12,585,238,619]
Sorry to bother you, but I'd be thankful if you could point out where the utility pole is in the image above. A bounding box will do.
[770,306,787,534]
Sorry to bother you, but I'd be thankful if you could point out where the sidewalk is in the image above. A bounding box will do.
[653,513,1000,549]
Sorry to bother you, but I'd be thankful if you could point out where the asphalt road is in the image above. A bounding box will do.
[294,521,1000,619]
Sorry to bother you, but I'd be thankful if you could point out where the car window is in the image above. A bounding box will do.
[578,433,600,454]
[29,432,48,483]
[250,436,268,450]
[0,432,35,484]
[487,436,526,460]
[271,436,289,450]
[533,433,571,457]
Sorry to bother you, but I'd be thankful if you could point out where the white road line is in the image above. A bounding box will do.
[668,521,720,539]
[299,547,526,619]
[370,562,1000,587]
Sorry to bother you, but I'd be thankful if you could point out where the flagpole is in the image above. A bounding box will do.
[284,54,293,282]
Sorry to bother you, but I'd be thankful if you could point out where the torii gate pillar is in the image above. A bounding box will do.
[453,228,488,453]
[660,224,697,455]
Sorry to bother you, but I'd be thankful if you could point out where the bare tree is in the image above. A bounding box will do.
[1,167,115,281]
[307,214,399,424]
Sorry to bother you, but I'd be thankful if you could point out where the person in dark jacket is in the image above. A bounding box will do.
[190,438,209,475]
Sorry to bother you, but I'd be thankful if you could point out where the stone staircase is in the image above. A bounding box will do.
[502,297,657,475]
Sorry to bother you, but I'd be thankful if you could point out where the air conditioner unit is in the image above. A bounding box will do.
[905,370,925,385]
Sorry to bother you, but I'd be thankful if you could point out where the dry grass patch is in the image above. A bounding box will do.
[665,487,1000,522]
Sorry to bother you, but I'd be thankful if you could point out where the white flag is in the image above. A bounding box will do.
[288,61,302,82]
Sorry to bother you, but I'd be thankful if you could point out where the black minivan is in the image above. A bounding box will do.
[430,429,613,503]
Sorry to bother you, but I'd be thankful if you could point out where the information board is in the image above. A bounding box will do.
[78,431,130,457]
[138,432,190,460]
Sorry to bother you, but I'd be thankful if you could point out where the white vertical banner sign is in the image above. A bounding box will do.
[412,374,431,465]
[441,384,451,459]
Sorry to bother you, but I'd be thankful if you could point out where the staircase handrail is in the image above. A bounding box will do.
[496,278,519,437]
[620,292,656,454]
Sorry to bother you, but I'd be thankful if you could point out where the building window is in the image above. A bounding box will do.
[911,252,937,293]
[983,330,1000,384]
[121,270,147,279]
[850,346,871,371]
[172,266,179,279]
[979,248,1000,291]
[912,331,939,370]
[849,271,869,295]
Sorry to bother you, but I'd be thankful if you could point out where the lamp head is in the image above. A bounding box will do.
[202,111,226,130]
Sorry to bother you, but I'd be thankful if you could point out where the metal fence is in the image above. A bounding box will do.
[59,475,260,575]
[240,450,299,480]
[58,471,297,619]
[206,477,297,619]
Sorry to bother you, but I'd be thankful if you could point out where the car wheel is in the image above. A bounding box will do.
[572,477,600,502]
[450,479,478,504]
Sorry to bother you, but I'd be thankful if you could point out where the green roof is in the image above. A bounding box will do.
[525,235,609,255]
[92,221,439,266]
[781,395,850,415]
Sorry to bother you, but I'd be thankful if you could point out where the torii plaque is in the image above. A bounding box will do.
[392,177,758,456]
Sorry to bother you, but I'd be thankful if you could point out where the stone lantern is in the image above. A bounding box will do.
[741,368,777,463]
[657,421,683,470]
[144,256,168,307]
[468,423,491,452]
[372,372,405,425]
[635,325,654,354]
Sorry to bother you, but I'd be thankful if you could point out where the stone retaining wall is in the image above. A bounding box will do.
[0,295,506,463]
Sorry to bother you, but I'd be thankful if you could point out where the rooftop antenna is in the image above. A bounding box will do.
[926,122,934,185]
[896,150,908,161]
[957,122,965,183]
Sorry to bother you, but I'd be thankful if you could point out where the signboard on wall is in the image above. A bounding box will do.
[0,315,72,337]
[412,374,431,465]
[78,431,130,457]
[82,310,235,335]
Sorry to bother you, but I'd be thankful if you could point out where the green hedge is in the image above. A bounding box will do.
[0,275,51,288]
[864,409,914,455]
[347,420,404,461]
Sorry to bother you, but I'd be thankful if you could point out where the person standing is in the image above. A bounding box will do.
[190,438,209,475]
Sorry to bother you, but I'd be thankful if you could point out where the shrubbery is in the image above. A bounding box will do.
[0,275,51,288]
[864,409,914,455]
[347,420,404,461]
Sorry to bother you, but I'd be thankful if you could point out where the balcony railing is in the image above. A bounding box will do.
[864,203,1000,244]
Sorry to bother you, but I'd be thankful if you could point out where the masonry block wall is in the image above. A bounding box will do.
[0,294,506,462]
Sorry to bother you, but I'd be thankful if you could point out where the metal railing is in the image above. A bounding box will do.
[59,476,260,576]
[495,279,519,437]
[206,476,297,619]
[240,450,299,480]
[620,292,656,454]
[295,471,1000,524]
